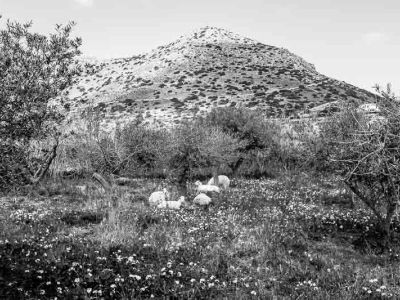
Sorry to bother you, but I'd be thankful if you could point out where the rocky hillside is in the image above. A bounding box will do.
[59,26,377,131]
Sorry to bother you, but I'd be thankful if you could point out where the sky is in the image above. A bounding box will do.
[1,0,399,93]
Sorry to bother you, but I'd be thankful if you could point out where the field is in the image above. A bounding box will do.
[1,173,400,299]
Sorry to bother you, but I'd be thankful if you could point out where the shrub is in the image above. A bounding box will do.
[168,121,245,194]
[117,123,170,177]
[200,107,280,174]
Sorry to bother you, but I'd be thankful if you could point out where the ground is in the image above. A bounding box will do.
[1,174,400,299]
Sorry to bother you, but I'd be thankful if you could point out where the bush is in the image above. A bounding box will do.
[168,121,245,194]
[117,124,170,177]
[200,107,280,175]
[81,124,170,178]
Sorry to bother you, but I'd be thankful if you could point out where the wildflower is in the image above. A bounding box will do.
[74,278,80,284]
[110,284,116,289]
[251,291,257,295]
[190,278,196,283]
[40,290,45,295]
[369,279,378,283]
[87,288,92,294]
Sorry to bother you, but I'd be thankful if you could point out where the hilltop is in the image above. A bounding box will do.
[60,26,377,131]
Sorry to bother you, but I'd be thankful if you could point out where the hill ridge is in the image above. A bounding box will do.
[60,26,377,131]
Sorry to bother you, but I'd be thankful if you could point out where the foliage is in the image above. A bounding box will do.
[80,121,170,177]
[322,84,400,238]
[168,121,245,194]
[117,123,170,177]
[0,16,81,189]
[200,106,280,174]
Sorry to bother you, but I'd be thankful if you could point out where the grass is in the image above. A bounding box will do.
[1,174,400,299]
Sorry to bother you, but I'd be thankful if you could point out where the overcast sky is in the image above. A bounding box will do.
[1,0,399,93]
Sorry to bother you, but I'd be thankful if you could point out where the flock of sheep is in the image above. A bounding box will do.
[148,175,230,209]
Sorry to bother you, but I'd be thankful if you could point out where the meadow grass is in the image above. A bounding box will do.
[1,174,400,299]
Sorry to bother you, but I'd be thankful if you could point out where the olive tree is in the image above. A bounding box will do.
[201,107,278,174]
[168,121,246,195]
[0,16,81,189]
[323,84,400,240]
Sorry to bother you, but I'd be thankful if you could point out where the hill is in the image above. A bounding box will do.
[59,26,377,131]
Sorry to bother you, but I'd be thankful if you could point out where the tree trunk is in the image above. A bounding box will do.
[212,167,219,186]
[232,156,244,176]
[21,138,59,186]
[176,168,189,197]
[93,172,112,192]
[383,201,397,245]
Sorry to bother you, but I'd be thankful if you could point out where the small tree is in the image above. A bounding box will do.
[168,121,245,195]
[0,17,81,189]
[201,107,278,174]
[323,84,400,240]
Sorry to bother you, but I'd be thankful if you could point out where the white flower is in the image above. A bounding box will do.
[87,288,92,293]
[251,291,257,295]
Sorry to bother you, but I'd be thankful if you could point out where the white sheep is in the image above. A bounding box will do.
[148,188,170,207]
[207,175,230,190]
[157,196,186,210]
[194,181,220,194]
[193,193,212,206]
